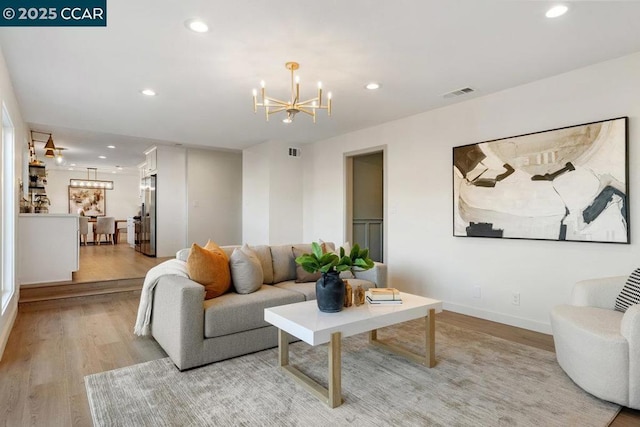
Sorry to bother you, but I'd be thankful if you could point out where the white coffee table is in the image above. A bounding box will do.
[264,292,442,408]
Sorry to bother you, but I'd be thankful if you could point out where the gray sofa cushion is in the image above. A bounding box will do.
[251,245,274,284]
[203,285,304,338]
[275,280,316,301]
[221,245,239,259]
[270,244,302,283]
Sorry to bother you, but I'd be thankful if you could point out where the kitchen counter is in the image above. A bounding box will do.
[19,214,80,285]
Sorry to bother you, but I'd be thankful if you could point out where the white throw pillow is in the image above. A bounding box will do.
[230,244,263,294]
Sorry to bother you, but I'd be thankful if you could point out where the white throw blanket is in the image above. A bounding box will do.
[134,259,190,336]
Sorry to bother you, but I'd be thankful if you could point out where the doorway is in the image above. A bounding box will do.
[345,149,385,262]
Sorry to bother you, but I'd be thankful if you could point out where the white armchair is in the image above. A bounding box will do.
[550,276,640,409]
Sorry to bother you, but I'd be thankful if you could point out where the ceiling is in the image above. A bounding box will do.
[1,0,640,173]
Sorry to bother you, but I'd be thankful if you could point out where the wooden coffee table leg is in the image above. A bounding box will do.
[369,308,437,368]
[278,328,289,367]
[277,329,343,408]
[426,308,436,368]
[328,331,342,408]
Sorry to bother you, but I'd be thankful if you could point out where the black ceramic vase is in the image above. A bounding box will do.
[316,271,345,313]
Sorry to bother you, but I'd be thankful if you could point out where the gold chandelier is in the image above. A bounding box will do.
[253,62,332,124]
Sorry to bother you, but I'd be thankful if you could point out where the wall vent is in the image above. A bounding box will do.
[443,87,475,99]
[288,147,301,157]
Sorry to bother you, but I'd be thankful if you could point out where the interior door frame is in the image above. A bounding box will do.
[344,145,387,262]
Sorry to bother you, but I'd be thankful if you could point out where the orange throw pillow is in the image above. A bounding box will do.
[187,241,231,299]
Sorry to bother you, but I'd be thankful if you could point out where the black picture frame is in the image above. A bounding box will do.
[452,116,629,244]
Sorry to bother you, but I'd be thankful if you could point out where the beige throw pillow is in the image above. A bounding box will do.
[230,244,263,294]
[292,246,322,283]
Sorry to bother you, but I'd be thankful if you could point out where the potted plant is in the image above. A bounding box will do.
[338,243,375,277]
[295,242,374,312]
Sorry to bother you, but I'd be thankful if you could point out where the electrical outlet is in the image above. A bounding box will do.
[473,286,481,299]
[512,292,520,306]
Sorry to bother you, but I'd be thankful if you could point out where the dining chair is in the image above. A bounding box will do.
[79,216,89,245]
[95,216,116,245]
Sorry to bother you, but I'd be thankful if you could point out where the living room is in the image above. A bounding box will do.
[1,1,640,425]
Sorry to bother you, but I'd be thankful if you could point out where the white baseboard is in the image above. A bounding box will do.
[443,302,552,335]
[0,299,18,361]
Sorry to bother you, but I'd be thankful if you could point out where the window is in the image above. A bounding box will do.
[1,105,15,313]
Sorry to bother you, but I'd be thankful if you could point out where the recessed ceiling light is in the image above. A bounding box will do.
[117,166,123,170]
[141,89,156,96]
[70,163,76,166]
[365,82,381,90]
[546,5,568,18]
[68,167,74,171]
[98,155,106,159]
[185,18,208,33]
[107,145,116,149]
[112,171,117,174]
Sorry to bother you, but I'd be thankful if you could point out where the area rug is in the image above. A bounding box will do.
[85,320,619,426]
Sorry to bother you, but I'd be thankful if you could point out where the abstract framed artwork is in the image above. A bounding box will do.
[68,186,106,217]
[453,117,629,244]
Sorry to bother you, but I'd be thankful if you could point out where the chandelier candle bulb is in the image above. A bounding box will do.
[252,89,257,112]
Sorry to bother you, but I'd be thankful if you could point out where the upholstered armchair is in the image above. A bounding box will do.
[95,216,115,245]
[79,216,89,245]
[550,276,640,409]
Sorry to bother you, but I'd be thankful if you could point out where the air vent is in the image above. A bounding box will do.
[288,147,301,157]
[443,87,476,99]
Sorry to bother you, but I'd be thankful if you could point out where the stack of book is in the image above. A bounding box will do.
[366,288,403,305]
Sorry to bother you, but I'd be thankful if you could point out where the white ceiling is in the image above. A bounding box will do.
[1,0,640,173]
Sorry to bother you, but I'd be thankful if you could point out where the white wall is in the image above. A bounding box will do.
[156,145,187,257]
[187,148,242,246]
[297,52,640,334]
[243,140,303,245]
[243,142,270,244]
[47,169,140,219]
[0,45,27,360]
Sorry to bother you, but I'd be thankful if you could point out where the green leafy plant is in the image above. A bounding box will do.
[295,242,339,274]
[337,243,375,275]
[295,242,374,275]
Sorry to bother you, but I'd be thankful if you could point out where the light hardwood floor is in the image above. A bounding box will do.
[76,241,171,283]
[1,293,638,426]
[19,242,172,302]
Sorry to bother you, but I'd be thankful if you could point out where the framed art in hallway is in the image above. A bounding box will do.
[68,186,106,216]
[453,116,629,244]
